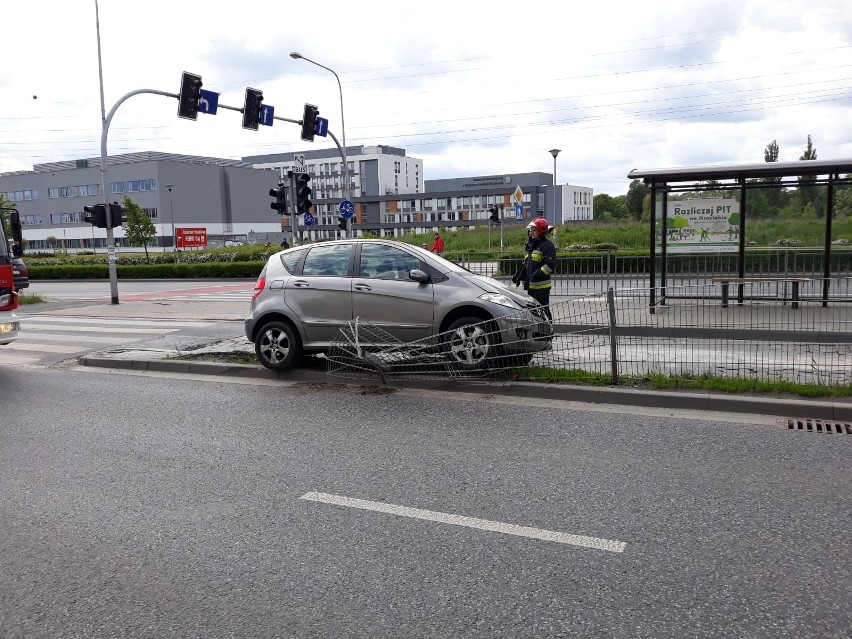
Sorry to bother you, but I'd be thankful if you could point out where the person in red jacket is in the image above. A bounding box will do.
[430,232,445,255]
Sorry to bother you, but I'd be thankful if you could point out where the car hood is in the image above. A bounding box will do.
[461,274,533,305]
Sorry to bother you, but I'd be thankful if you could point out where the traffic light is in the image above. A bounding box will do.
[295,173,312,214]
[177,72,203,120]
[269,185,288,214]
[337,216,347,230]
[83,204,107,228]
[110,202,127,227]
[301,103,319,142]
[489,206,500,224]
[242,87,264,130]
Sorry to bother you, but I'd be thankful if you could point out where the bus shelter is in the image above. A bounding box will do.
[627,158,852,310]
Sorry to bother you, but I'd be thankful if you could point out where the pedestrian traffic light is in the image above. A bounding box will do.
[242,87,264,130]
[83,204,107,228]
[177,72,203,120]
[489,206,500,224]
[295,173,312,214]
[110,202,127,227]
[337,216,347,230]
[269,185,288,214]
[300,103,319,142]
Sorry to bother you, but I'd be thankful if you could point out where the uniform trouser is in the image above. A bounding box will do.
[528,287,552,321]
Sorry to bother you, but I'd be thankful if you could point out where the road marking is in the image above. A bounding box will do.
[5,342,81,354]
[299,492,626,553]
[24,325,174,334]
[20,316,215,328]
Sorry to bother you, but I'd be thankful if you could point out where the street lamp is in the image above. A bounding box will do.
[549,149,561,240]
[290,51,351,230]
[549,148,561,186]
[165,184,177,263]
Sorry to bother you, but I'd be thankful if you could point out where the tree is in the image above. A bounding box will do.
[764,139,779,163]
[0,193,12,239]
[798,135,819,213]
[593,193,628,219]
[763,139,782,209]
[122,196,157,262]
[626,179,650,220]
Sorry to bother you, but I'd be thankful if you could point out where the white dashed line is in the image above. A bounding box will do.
[299,491,626,553]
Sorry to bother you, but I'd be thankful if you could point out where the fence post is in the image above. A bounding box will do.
[606,287,619,384]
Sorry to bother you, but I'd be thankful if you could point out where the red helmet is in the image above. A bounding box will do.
[527,218,549,233]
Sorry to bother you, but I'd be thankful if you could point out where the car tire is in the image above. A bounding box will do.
[442,316,498,371]
[254,320,302,372]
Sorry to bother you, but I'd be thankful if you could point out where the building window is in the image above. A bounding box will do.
[109,179,156,194]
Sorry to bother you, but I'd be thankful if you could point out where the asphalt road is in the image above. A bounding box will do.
[1,366,849,638]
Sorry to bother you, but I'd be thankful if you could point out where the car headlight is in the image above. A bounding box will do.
[479,292,520,309]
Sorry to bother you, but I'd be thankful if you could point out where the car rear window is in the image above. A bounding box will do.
[279,248,308,274]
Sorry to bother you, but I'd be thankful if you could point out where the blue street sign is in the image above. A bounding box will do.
[259,104,275,126]
[339,199,354,219]
[314,117,329,137]
[515,204,523,216]
[197,89,219,115]
[303,212,314,226]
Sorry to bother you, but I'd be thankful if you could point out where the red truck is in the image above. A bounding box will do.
[1,209,24,347]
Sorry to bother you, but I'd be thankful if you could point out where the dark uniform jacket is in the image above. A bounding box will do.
[513,236,556,291]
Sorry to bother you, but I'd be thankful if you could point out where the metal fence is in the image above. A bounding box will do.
[454,248,852,300]
[326,281,852,387]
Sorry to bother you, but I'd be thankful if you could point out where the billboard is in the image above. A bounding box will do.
[176,227,207,248]
[664,199,739,253]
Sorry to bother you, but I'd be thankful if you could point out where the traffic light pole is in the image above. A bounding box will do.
[99,87,338,302]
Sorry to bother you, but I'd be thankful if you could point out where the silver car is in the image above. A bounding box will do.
[245,239,551,372]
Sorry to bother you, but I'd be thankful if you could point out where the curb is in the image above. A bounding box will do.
[78,356,852,422]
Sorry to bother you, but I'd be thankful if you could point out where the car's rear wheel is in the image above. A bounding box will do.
[443,316,498,371]
[255,320,302,372]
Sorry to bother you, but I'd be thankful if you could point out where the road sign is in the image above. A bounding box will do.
[259,104,274,126]
[339,199,354,219]
[515,204,523,221]
[511,185,524,204]
[176,227,207,248]
[303,212,314,226]
[314,117,329,137]
[292,154,308,174]
[197,89,219,115]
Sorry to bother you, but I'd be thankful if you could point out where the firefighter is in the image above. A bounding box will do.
[512,217,556,320]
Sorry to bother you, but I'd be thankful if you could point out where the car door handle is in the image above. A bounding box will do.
[354,283,372,291]
[293,280,310,287]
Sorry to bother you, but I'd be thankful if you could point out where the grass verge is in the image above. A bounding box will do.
[17,292,45,304]
[167,351,852,399]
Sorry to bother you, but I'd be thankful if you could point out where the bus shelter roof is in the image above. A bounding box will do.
[628,158,852,184]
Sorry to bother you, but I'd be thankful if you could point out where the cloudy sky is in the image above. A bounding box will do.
[2,0,851,196]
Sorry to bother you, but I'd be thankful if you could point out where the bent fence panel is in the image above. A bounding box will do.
[326,282,852,387]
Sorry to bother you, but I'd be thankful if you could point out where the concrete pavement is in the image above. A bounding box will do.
[47,298,852,422]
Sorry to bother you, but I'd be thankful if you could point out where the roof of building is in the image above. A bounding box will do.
[242,145,408,164]
[26,152,253,174]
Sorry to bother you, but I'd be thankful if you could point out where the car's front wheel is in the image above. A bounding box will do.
[254,320,302,372]
[443,316,498,371]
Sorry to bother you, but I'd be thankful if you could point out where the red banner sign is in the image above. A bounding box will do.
[176,227,207,248]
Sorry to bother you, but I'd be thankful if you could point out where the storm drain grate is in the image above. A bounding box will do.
[787,419,852,434]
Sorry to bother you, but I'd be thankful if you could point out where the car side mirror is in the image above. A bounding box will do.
[408,269,430,283]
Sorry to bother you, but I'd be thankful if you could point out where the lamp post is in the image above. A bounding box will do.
[290,51,351,233]
[165,184,177,263]
[549,149,561,237]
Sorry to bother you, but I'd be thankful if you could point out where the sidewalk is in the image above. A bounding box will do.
[63,298,852,422]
